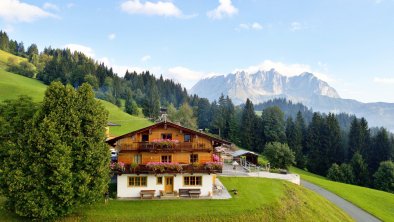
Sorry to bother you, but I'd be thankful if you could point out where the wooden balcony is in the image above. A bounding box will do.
[117,142,212,153]
[117,163,222,175]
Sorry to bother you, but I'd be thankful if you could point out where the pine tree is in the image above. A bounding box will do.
[240,99,256,151]
[350,152,369,186]
[142,79,160,118]
[369,128,391,173]
[0,31,10,51]
[294,111,307,168]
[326,113,344,164]
[305,113,329,175]
[261,106,286,144]
[197,98,211,130]
[0,83,109,219]
[125,97,139,116]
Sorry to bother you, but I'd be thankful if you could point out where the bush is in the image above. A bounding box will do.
[327,163,355,184]
[7,59,36,78]
[263,142,295,170]
[373,161,394,193]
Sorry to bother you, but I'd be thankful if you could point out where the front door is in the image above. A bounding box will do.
[164,176,174,193]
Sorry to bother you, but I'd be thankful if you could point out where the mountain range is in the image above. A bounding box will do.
[190,69,394,131]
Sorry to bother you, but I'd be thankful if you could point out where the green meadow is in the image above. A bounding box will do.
[292,167,394,222]
[0,67,151,136]
[0,177,353,222]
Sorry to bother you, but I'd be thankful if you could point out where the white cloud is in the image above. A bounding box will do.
[108,33,116,40]
[166,66,218,89]
[234,60,333,83]
[121,0,182,17]
[207,0,238,20]
[141,55,151,62]
[251,22,263,30]
[64,44,95,58]
[43,2,59,11]
[373,77,394,84]
[112,65,152,76]
[290,22,303,31]
[0,0,57,22]
[238,22,263,30]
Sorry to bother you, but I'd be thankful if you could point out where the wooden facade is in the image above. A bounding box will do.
[107,121,230,173]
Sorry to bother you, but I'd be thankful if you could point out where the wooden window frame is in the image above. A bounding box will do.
[161,155,172,163]
[127,176,148,187]
[161,133,172,140]
[184,134,191,142]
[134,154,142,164]
[183,176,202,186]
[141,134,149,142]
[190,154,198,163]
[156,176,163,185]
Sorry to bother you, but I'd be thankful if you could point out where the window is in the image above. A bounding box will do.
[161,133,172,140]
[128,176,147,187]
[184,176,202,186]
[134,154,142,164]
[142,134,149,142]
[190,154,198,163]
[161,155,172,163]
[157,176,163,185]
[184,134,191,142]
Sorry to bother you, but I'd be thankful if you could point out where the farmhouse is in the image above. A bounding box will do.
[106,121,230,198]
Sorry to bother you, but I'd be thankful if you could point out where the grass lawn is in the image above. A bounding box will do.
[0,68,152,136]
[100,99,152,136]
[0,177,353,222]
[0,68,47,102]
[291,167,394,222]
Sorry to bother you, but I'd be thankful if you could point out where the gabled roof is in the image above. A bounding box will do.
[232,150,258,157]
[106,121,231,146]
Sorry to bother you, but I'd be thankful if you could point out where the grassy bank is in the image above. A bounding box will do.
[0,177,353,222]
[291,167,394,222]
[0,68,152,136]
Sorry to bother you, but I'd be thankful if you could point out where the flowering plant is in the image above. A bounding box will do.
[110,161,125,172]
[212,154,220,162]
[152,139,179,147]
[204,162,223,170]
[146,162,182,172]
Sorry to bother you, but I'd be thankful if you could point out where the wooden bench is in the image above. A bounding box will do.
[140,190,155,199]
[178,189,201,198]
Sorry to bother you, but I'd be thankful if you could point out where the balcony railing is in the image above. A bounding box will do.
[116,142,212,152]
[114,163,222,175]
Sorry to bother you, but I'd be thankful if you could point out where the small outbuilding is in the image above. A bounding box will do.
[232,150,259,166]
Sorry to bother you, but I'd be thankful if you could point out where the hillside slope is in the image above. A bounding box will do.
[292,167,394,222]
[0,50,27,69]
[0,177,353,221]
[0,68,152,136]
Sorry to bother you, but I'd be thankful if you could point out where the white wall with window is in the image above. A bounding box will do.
[117,174,214,198]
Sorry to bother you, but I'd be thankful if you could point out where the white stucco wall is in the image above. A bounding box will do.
[117,173,214,198]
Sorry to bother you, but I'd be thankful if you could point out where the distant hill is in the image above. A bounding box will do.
[191,69,394,131]
[0,68,152,136]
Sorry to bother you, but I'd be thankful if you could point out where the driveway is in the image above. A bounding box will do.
[301,180,380,222]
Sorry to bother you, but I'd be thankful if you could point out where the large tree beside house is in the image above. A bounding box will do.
[0,82,109,219]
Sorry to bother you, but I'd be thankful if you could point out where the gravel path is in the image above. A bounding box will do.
[301,180,381,222]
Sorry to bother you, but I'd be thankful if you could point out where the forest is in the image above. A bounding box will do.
[1,30,393,193]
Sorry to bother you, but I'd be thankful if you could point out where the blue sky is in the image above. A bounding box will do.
[1,0,394,103]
